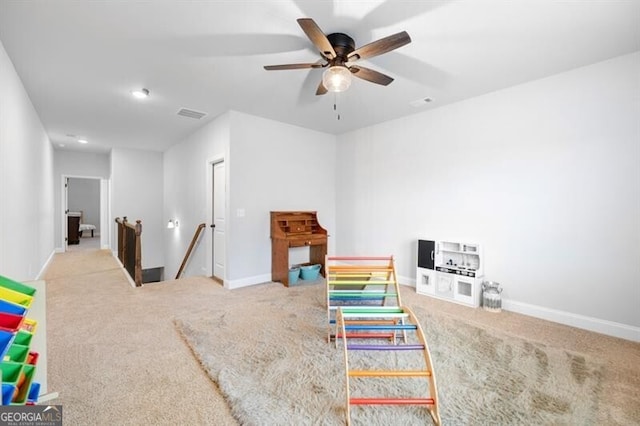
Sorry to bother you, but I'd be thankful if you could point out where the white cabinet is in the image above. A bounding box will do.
[417,239,484,308]
[416,267,436,295]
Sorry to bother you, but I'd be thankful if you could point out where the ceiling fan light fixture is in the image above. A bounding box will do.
[322,66,352,93]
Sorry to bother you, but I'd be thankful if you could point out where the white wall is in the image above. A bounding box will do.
[53,150,110,248]
[163,112,230,280]
[337,52,640,336]
[227,111,336,287]
[0,40,55,280]
[162,111,336,287]
[110,148,164,269]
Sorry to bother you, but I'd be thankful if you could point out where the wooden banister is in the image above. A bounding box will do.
[115,217,143,287]
[176,223,206,279]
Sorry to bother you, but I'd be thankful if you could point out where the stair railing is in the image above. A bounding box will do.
[176,223,206,279]
[115,217,143,286]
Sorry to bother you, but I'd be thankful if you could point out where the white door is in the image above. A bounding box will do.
[212,161,226,281]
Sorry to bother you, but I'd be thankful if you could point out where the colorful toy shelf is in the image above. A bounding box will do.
[335,305,441,425]
[325,256,402,342]
[0,275,40,405]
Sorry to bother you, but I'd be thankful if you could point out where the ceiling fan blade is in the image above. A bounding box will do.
[349,65,394,86]
[297,18,336,59]
[264,62,324,71]
[315,80,328,96]
[347,31,411,62]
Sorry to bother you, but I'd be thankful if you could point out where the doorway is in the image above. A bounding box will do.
[62,176,108,252]
[207,158,226,283]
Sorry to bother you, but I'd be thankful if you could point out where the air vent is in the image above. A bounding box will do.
[409,97,434,108]
[177,108,207,120]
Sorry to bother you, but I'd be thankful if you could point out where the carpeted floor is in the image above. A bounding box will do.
[43,249,640,425]
[175,284,606,425]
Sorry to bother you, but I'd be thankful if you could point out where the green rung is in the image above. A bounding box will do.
[340,306,405,313]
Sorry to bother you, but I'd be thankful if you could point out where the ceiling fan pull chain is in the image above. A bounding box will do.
[334,93,341,120]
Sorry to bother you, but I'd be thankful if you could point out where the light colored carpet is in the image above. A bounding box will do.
[42,249,640,425]
[43,249,238,425]
[175,283,608,425]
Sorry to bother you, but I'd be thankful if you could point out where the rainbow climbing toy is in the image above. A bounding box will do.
[325,255,402,342]
[335,305,441,425]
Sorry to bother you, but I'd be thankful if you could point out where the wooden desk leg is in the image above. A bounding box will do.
[272,239,289,286]
[310,244,327,277]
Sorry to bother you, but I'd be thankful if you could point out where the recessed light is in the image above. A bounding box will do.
[131,88,150,99]
[77,139,88,144]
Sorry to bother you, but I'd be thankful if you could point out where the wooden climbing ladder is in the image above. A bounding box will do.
[335,305,441,425]
[325,255,402,342]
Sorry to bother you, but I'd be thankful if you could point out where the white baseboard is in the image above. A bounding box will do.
[399,278,639,341]
[225,273,272,290]
[36,249,57,280]
[399,275,415,287]
[110,251,137,288]
[502,299,640,342]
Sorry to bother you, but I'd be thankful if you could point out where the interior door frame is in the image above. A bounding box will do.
[61,174,110,252]
[205,155,227,282]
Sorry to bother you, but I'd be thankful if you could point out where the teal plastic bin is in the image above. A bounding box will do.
[300,264,321,281]
[288,267,300,285]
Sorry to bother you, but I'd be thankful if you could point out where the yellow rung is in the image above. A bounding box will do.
[349,370,432,377]
[329,266,393,271]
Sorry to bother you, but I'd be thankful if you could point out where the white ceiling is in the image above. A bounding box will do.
[1,1,638,154]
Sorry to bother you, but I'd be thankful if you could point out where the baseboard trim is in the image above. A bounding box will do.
[36,249,57,280]
[225,273,272,290]
[503,299,640,342]
[400,278,638,342]
[399,275,415,287]
[110,251,137,288]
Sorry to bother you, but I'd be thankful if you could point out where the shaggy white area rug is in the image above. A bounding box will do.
[175,283,604,425]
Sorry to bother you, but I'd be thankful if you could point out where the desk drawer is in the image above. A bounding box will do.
[289,238,326,248]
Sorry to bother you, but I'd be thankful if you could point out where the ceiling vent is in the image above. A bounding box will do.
[177,108,207,120]
[409,97,434,108]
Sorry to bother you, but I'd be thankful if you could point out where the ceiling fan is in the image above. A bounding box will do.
[264,18,411,95]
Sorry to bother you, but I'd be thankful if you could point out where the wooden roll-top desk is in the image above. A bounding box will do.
[270,211,328,287]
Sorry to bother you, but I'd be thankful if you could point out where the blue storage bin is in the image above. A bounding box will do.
[300,264,321,281]
[2,384,15,405]
[0,330,15,362]
[288,267,300,285]
[27,382,40,403]
[0,300,26,317]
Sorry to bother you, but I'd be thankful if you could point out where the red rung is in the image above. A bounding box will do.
[336,332,395,339]
[350,397,434,406]
[328,256,392,261]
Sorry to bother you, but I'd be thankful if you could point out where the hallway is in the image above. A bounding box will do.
[43,249,236,425]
